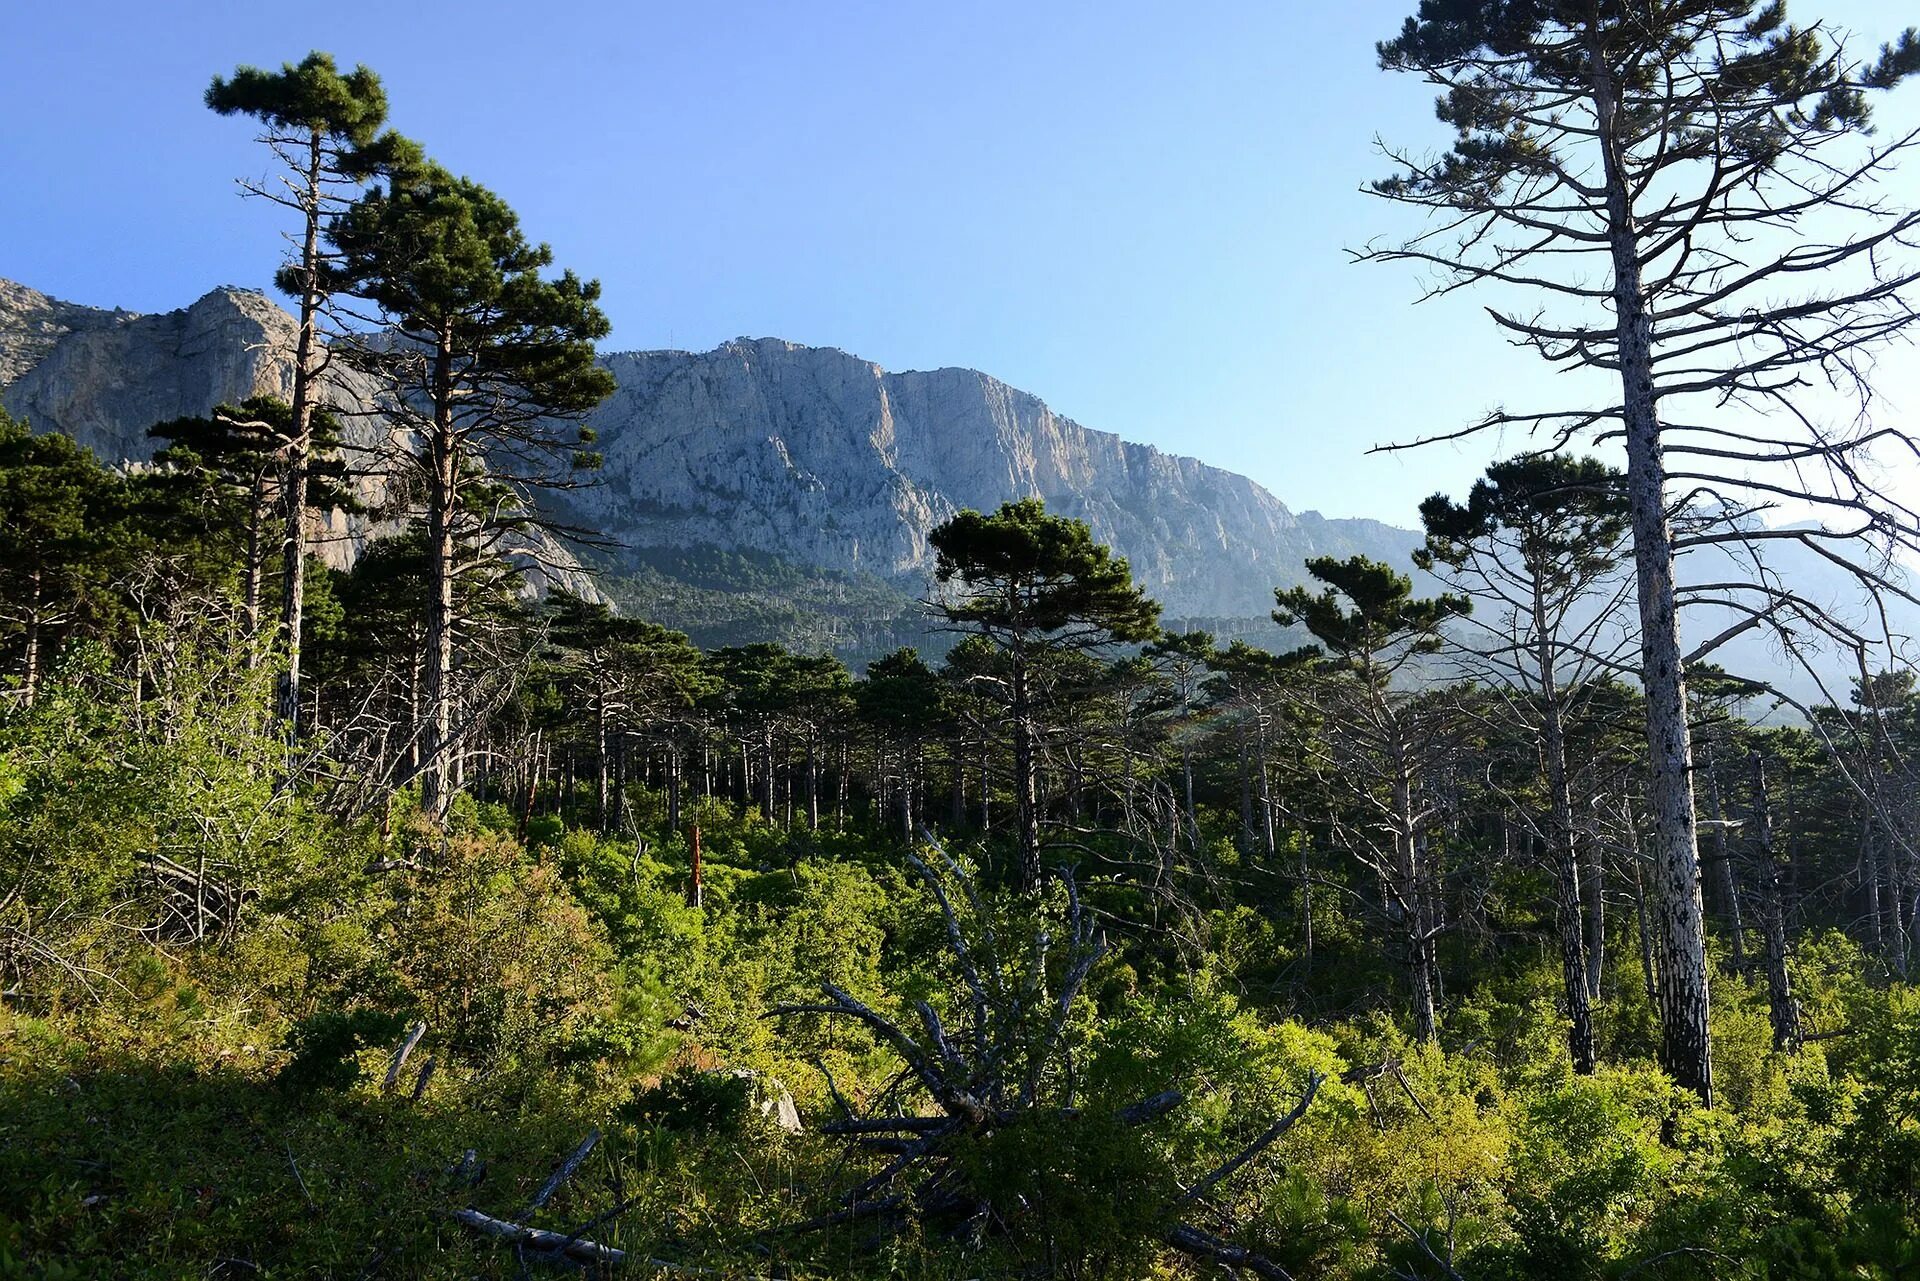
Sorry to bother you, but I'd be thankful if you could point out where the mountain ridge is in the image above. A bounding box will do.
[562,333,1422,620]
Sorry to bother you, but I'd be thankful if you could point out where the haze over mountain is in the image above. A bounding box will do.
[2,275,1907,701]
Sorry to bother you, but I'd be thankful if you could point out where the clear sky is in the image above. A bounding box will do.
[2,1,1914,526]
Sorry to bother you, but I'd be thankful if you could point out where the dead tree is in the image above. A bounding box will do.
[1364,0,1920,1104]
[1750,750,1803,1051]
[773,839,1320,1277]
[1419,454,1637,1072]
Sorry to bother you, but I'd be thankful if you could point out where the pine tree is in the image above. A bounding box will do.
[1419,455,1633,1072]
[0,409,129,708]
[857,648,951,841]
[207,52,397,728]
[929,498,1161,889]
[146,397,358,654]
[319,159,614,818]
[1275,556,1470,1042]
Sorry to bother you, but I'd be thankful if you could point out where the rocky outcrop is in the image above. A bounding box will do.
[4,286,311,468]
[571,338,1420,617]
[0,279,134,387]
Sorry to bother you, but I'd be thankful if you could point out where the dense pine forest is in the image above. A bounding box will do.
[7,5,1920,1278]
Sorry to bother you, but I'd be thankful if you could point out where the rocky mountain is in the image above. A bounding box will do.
[0,280,1420,641]
[0,280,594,594]
[0,279,135,387]
[568,339,1420,622]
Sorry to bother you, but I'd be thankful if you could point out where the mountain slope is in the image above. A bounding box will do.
[568,338,1419,619]
[0,280,1422,631]
[0,280,595,595]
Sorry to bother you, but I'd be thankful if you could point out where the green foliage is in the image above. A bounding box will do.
[206,50,387,146]
[0,407,134,702]
[1273,554,1469,672]
[276,1007,409,1094]
[623,1066,754,1135]
[930,496,1161,646]
[382,824,612,1072]
[948,1109,1178,1278]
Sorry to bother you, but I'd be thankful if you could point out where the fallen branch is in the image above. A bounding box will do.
[449,1207,626,1267]
[1178,1072,1323,1206]
[409,1056,435,1102]
[524,1128,601,1218]
[1164,1223,1295,1280]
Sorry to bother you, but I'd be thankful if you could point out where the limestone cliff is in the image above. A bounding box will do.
[0,281,597,597]
[570,338,1419,618]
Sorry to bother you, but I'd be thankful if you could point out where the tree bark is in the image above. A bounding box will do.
[1011,649,1040,889]
[279,133,324,730]
[1584,824,1607,1003]
[243,467,267,658]
[1394,739,1439,1044]
[20,568,43,710]
[1708,761,1748,971]
[1531,577,1596,1071]
[666,744,682,832]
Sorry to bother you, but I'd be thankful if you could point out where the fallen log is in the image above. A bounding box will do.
[524,1128,601,1218]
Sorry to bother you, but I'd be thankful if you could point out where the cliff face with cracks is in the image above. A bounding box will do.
[568,338,1418,618]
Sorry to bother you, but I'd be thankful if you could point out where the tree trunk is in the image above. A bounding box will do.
[837,738,850,829]
[760,724,776,822]
[419,329,458,821]
[899,751,914,845]
[278,134,324,730]
[807,732,820,831]
[1708,762,1748,971]
[1257,712,1278,864]
[1594,42,1712,1097]
[666,744,682,832]
[1011,652,1040,889]
[596,684,611,831]
[1299,839,1315,966]
[243,468,267,658]
[1749,751,1800,1051]
[1542,695,1596,1074]
[1863,824,1885,957]
[1584,821,1607,1003]
[1394,741,1438,1044]
[1238,734,1254,845]
[20,568,43,710]
[951,742,966,829]
[688,823,703,908]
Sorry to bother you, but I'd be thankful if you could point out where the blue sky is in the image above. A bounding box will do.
[2,1,1914,525]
